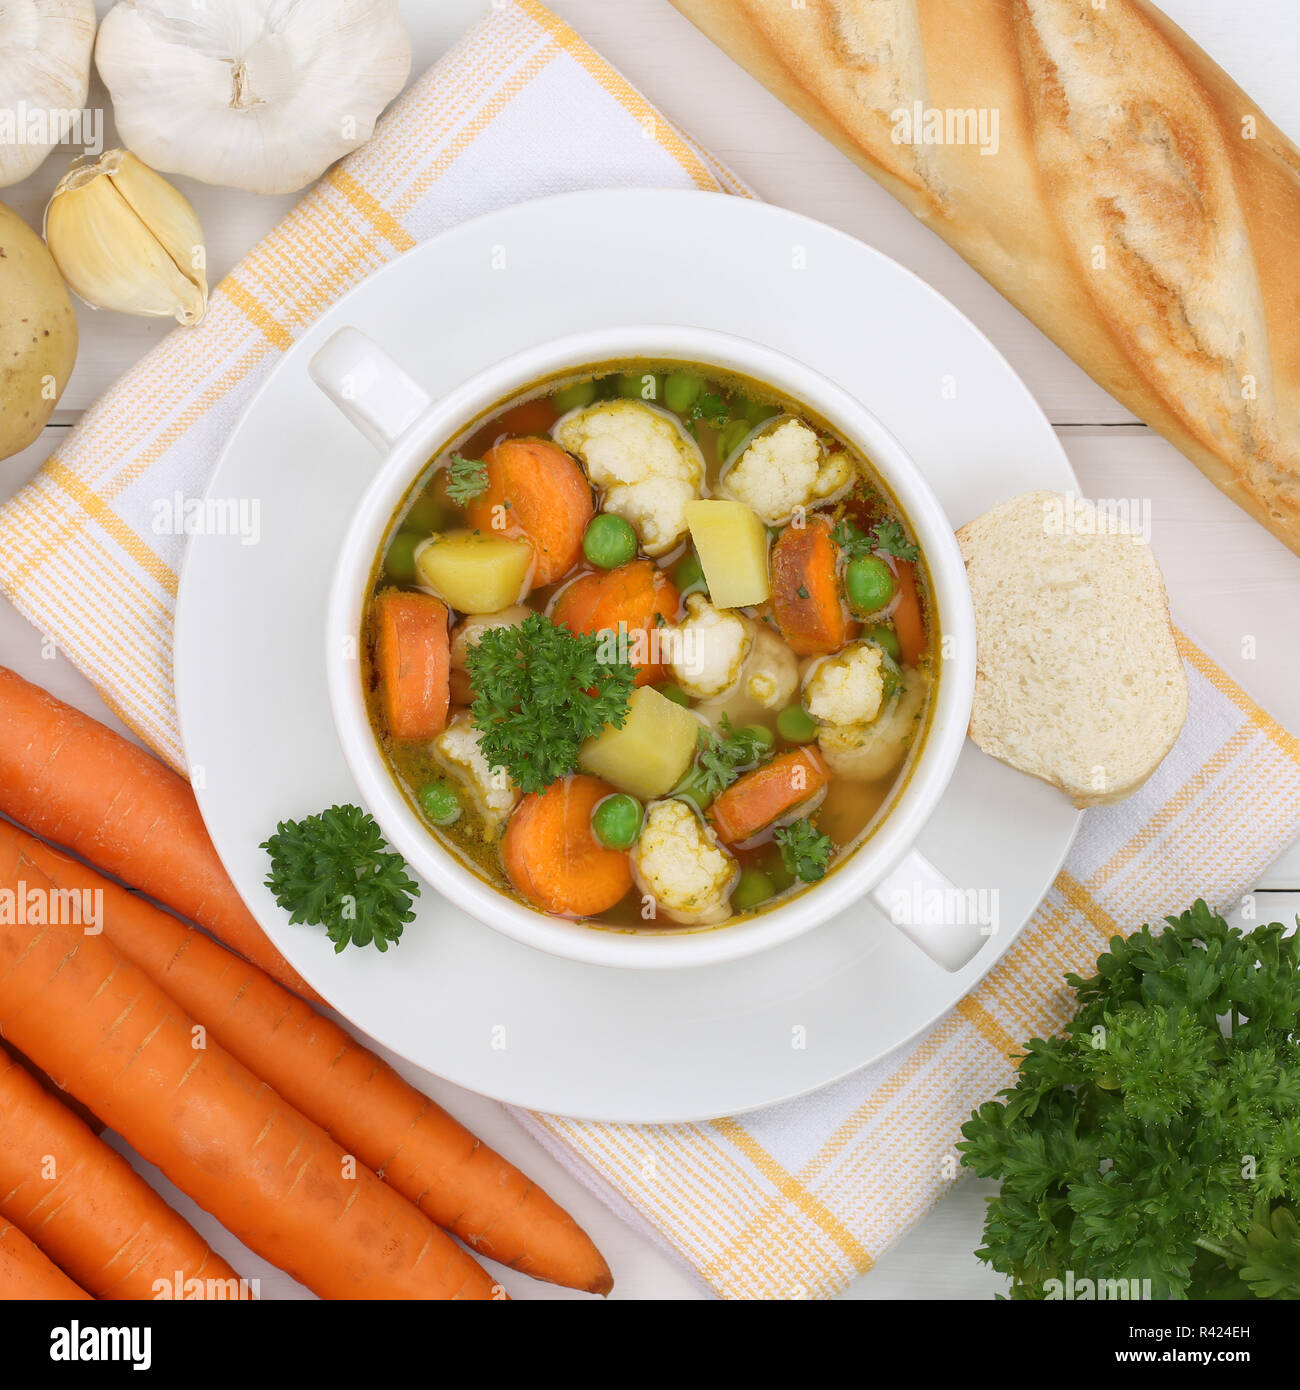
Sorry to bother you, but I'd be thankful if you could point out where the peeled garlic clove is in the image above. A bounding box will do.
[45,149,208,326]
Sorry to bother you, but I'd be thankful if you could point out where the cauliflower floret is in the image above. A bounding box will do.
[740,622,800,710]
[630,799,739,926]
[818,669,926,781]
[804,640,887,728]
[449,606,530,669]
[432,712,519,827]
[669,593,752,700]
[553,400,704,556]
[719,418,854,524]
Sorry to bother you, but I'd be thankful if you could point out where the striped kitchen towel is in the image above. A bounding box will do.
[1,0,1297,1300]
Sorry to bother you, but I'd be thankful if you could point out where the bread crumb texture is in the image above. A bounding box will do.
[958,491,1187,808]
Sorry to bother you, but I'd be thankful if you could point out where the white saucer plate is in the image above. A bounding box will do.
[174,190,1080,1123]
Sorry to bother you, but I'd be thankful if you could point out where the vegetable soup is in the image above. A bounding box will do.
[361,361,935,930]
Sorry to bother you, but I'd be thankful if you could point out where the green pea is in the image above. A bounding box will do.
[732,868,776,912]
[865,623,902,662]
[404,489,444,533]
[384,531,422,584]
[583,514,638,569]
[671,549,707,595]
[739,724,775,751]
[845,555,896,617]
[616,371,665,403]
[664,371,705,414]
[655,682,691,707]
[591,794,644,850]
[552,379,598,414]
[736,398,781,426]
[777,705,818,744]
[418,779,462,827]
[717,418,753,461]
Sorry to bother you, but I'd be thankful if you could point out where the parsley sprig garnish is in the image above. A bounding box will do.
[684,392,730,440]
[261,804,418,953]
[467,612,636,794]
[831,516,919,562]
[693,716,773,800]
[959,900,1300,1299]
[446,453,489,505]
[773,817,833,883]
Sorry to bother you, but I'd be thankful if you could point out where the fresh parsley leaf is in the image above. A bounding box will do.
[831,515,919,563]
[467,612,636,794]
[693,715,773,800]
[691,392,730,428]
[871,518,919,562]
[261,804,418,953]
[446,453,489,505]
[958,900,1300,1299]
[684,392,731,439]
[773,817,833,883]
[830,517,872,557]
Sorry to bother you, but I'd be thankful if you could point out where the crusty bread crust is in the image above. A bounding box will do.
[670,0,1300,555]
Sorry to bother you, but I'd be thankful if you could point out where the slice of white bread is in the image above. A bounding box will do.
[956,491,1188,808]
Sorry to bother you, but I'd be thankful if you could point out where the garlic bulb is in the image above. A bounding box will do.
[0,0,97,187]
[45,149,208,325]
[94,0,412,196]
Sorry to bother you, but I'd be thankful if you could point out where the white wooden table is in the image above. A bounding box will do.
[2,0,1297,1301]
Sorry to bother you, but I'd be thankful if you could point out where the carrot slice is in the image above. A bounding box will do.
[892,559,927,668]
[374,589,450,740]
[0,846,502,1302]
[504,775,634,916]
[0,1044,241,1300]
[0,666,319,1003]
[14,824,612,1296]
[0,1222,90,1301]
[709,747,831,846]
[466,437,593,586]
[550,560,680,685]
[770,515,855,656]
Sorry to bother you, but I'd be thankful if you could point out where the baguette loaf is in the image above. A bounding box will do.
[670,0,1300,556]
[957,490,1188,807]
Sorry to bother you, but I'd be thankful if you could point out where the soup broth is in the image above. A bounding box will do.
[362,360,935,931]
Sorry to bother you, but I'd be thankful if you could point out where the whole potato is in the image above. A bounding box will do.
[0,201,78,461]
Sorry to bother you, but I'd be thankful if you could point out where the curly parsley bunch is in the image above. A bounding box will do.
[959,900,1300,1299]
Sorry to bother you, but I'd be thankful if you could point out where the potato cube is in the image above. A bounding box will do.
[415,531,534,614]
[685,499,770,608]
[579,686,700,799]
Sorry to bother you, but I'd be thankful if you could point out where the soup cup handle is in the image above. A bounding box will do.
[869,848,996,973]
[308,327,431,452]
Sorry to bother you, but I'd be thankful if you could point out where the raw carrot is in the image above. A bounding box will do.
[11,1047,105,1135]
[504,775,634,916]
[709,747,831,846]
[770,516,855,656]
[466,437,593,585]
[0,849,502,1302]
[0,1045,243,1300]
[15,825,613,1296]
[0,1221,90,1301]
[891,559,927,668]
[550,560,680,685]
[0,667,319,1003]
[373,589,451,739]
